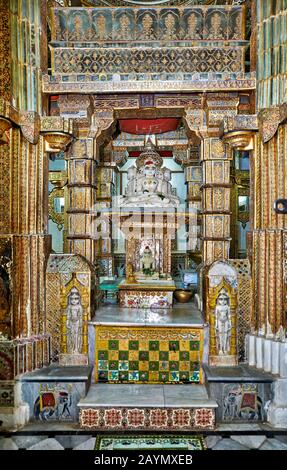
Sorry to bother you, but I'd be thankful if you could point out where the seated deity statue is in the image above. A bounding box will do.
[215,289,232,355]
[118,142,180,208]
[140,246,155,275]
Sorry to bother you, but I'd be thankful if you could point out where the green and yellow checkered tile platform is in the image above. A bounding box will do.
[95,326,203,384]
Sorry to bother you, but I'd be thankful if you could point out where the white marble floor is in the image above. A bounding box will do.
[1,433,287,450]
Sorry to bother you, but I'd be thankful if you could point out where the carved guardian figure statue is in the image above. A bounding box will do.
[66,287,83,355]
[215,289,232,355]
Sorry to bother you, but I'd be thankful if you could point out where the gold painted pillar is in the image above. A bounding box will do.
[221,121,286,338]
[66,110,115,266]
[251,123,287,337]
[0,122,51,339]
[66,138,97,264]
[10,130,50,338]
[95,163,118,276]
[201,137,232,265]
[185,157,202,256]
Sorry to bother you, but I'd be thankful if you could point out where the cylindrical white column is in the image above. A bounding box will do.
[247,334,256,366]
[263,338,272,372]
[255,336,264,369]
[279,342,287,378]
[271,341,280,375]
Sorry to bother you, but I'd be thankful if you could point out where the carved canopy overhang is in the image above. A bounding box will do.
[43,73,256,96]
[50,92,254,146]
[48,2,248,97]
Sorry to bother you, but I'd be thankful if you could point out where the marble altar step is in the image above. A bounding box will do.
[20,365,93,424]
[78,383,217,430]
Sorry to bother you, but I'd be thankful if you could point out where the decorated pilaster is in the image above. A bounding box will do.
[184,146,202,258]
[66,137,97,263]
[200,137,232,265]
[95,158,118,277]
[66,109,115,265]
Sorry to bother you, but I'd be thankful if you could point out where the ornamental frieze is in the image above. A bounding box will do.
[50,5,245,43]
[42,72,256,94]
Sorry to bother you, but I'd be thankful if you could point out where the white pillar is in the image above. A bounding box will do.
[271,341,280,375]
[263,338,272,372]
[247,334,256,366]
[255,336,264,369]
[279,342,287,378]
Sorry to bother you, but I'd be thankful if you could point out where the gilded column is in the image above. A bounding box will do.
[185,159,202,257]
[95,163,118,276]
[201,137,232,265]
[66,138,97,264]
[251,121,287,338]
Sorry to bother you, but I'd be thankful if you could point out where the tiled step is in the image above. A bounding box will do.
[78,384,217,431]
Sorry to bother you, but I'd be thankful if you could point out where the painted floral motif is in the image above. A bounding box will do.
[171,409,191,427]
[80,407,215,430]
[104,408,122,427]
[194,408,215,428]
[127,408,145,427]
[79,409,99,428]
[150,409,168,427]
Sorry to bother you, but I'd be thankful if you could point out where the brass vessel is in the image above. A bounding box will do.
[174,289,193,303]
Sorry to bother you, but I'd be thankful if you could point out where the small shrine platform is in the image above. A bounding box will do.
[78,383,217,431]
[118,279,176,308]
[89,302,206,385]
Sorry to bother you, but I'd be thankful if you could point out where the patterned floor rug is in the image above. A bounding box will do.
[95,434,206,450]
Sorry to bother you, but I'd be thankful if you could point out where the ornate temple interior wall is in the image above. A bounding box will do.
[1,0,287,437]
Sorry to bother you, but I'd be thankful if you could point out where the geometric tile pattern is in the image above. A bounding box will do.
[95,326,203,384]
[52,47,244,75]
[79,407,215,430]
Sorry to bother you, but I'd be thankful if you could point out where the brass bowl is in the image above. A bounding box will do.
[174,289,193,303]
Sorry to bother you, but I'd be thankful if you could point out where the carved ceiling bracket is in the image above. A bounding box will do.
[258,104,287,144]
[41,116,74,152]
[19,112,41,145]
[89,109,116,149]
[258,107,280,144]
[183,108,207,142]
[0,98,42,146]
